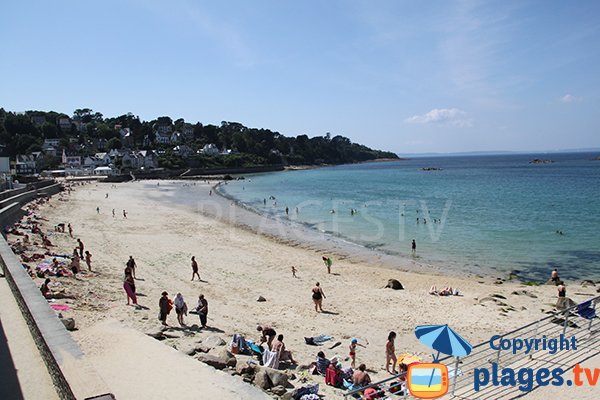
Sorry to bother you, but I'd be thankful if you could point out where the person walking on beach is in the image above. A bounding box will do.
[386,331,398,374]
[158,291,172,326]
[84,250,92,271]
[312,282,326,312]
[68,223,73,238]
[191,256,201,281]
[322,256,332,274]
[411,239,416,255]
[123,210,128,219]
[349,338,367,368]
[291,266,297,278]
[196,294,208,328]
[123,274,137,306]
[127,256,137,279]
[174,293,188,326]
[96,207,100,214]
[77,238,84,258]
[112,209,115,218]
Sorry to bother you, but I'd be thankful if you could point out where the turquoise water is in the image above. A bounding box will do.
[220,153,600,280]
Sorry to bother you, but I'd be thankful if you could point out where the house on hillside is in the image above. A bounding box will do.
[136,150,158,169]
[155,132,171,144]
[199,144,220,156]
[170,131,182,144]
[15,154,39,175]
[94,152,111,166]
[61,150,81,167]
[173,145,193,158]
[57,117,71,132]
[31,115,46,127]
[181,125,194,140]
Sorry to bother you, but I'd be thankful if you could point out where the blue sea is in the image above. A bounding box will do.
[219,153,600,281]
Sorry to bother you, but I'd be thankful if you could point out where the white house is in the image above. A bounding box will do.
[199,144,220,156]
[136,150,158,169]
[93,166,115,176]
[15,154,38,175]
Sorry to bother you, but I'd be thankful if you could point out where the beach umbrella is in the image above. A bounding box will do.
[415,324,473,387]
[415,324,472,360]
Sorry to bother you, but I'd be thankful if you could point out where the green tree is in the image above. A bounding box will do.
[107,137,122,150]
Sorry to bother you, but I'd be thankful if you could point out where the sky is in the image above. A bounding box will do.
[1,0,599,154]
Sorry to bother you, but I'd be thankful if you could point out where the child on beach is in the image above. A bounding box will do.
[322,256,332,274]
[349,338,366,368]
[291,266,297,278]
[191,256,201,281]
[386,331,398,374]
[84,250,92,271]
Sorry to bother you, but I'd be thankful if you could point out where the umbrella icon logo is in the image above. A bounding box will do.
[406,324,473,399]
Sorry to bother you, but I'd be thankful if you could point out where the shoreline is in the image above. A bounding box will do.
[9,180,599,399]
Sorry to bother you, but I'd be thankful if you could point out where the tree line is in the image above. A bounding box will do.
[0,108,399,168]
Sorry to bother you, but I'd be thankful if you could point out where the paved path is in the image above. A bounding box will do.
[0,276,59,400]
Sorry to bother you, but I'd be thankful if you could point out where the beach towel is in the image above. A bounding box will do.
[262,346,279,369]
[50,304,71,311]
[246,341,263,356]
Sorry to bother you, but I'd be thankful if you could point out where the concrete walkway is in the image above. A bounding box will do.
[76,319,272,400]
[0,276,59,400]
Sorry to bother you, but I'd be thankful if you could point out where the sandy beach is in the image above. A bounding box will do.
[9,179,599,399]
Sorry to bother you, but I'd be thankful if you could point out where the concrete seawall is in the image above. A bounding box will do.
[0,182,113,399]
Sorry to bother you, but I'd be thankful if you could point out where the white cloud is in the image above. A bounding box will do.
[405,108,472,127]
[560,94,580,103]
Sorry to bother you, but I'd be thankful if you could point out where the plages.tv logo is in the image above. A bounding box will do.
[408,324,473,399]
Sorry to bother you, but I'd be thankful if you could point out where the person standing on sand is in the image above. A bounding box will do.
[159,291,172,326]
[411,239,416,255]
[123,210,127,219]
[349,338,367,368]
[174,293,187,326]
[127,256,137,279]
[322,256,332,274]
[386,331,398,374]
[84,250,92,271]
[68,223,73,238]
[77,238,84,258]
[112,209,115,218]
[124,274,137,305]
[312,282,326,312]
[191,256,201,281]
[196,294,208,328]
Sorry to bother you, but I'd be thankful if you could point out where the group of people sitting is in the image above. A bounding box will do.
[313,350,409,397]
[429,285,460,296]
[257,325,297,368]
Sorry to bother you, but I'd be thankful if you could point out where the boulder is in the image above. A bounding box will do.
[581,280,596,287]
[236,361,256,375]
[178,342,202,356]
[385,279,403,290]
[271,385,287,396]
[217,348,237,367]
[511,290,537,298]
[197,354,228,370]
[61,317,76,331]
[556,297,577,310]
[254,368,273,390]
[195,343,211,353]
[146,329,164,339]
[203,335,226,349]
[257,296,267,302]
[264,367,289,387]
